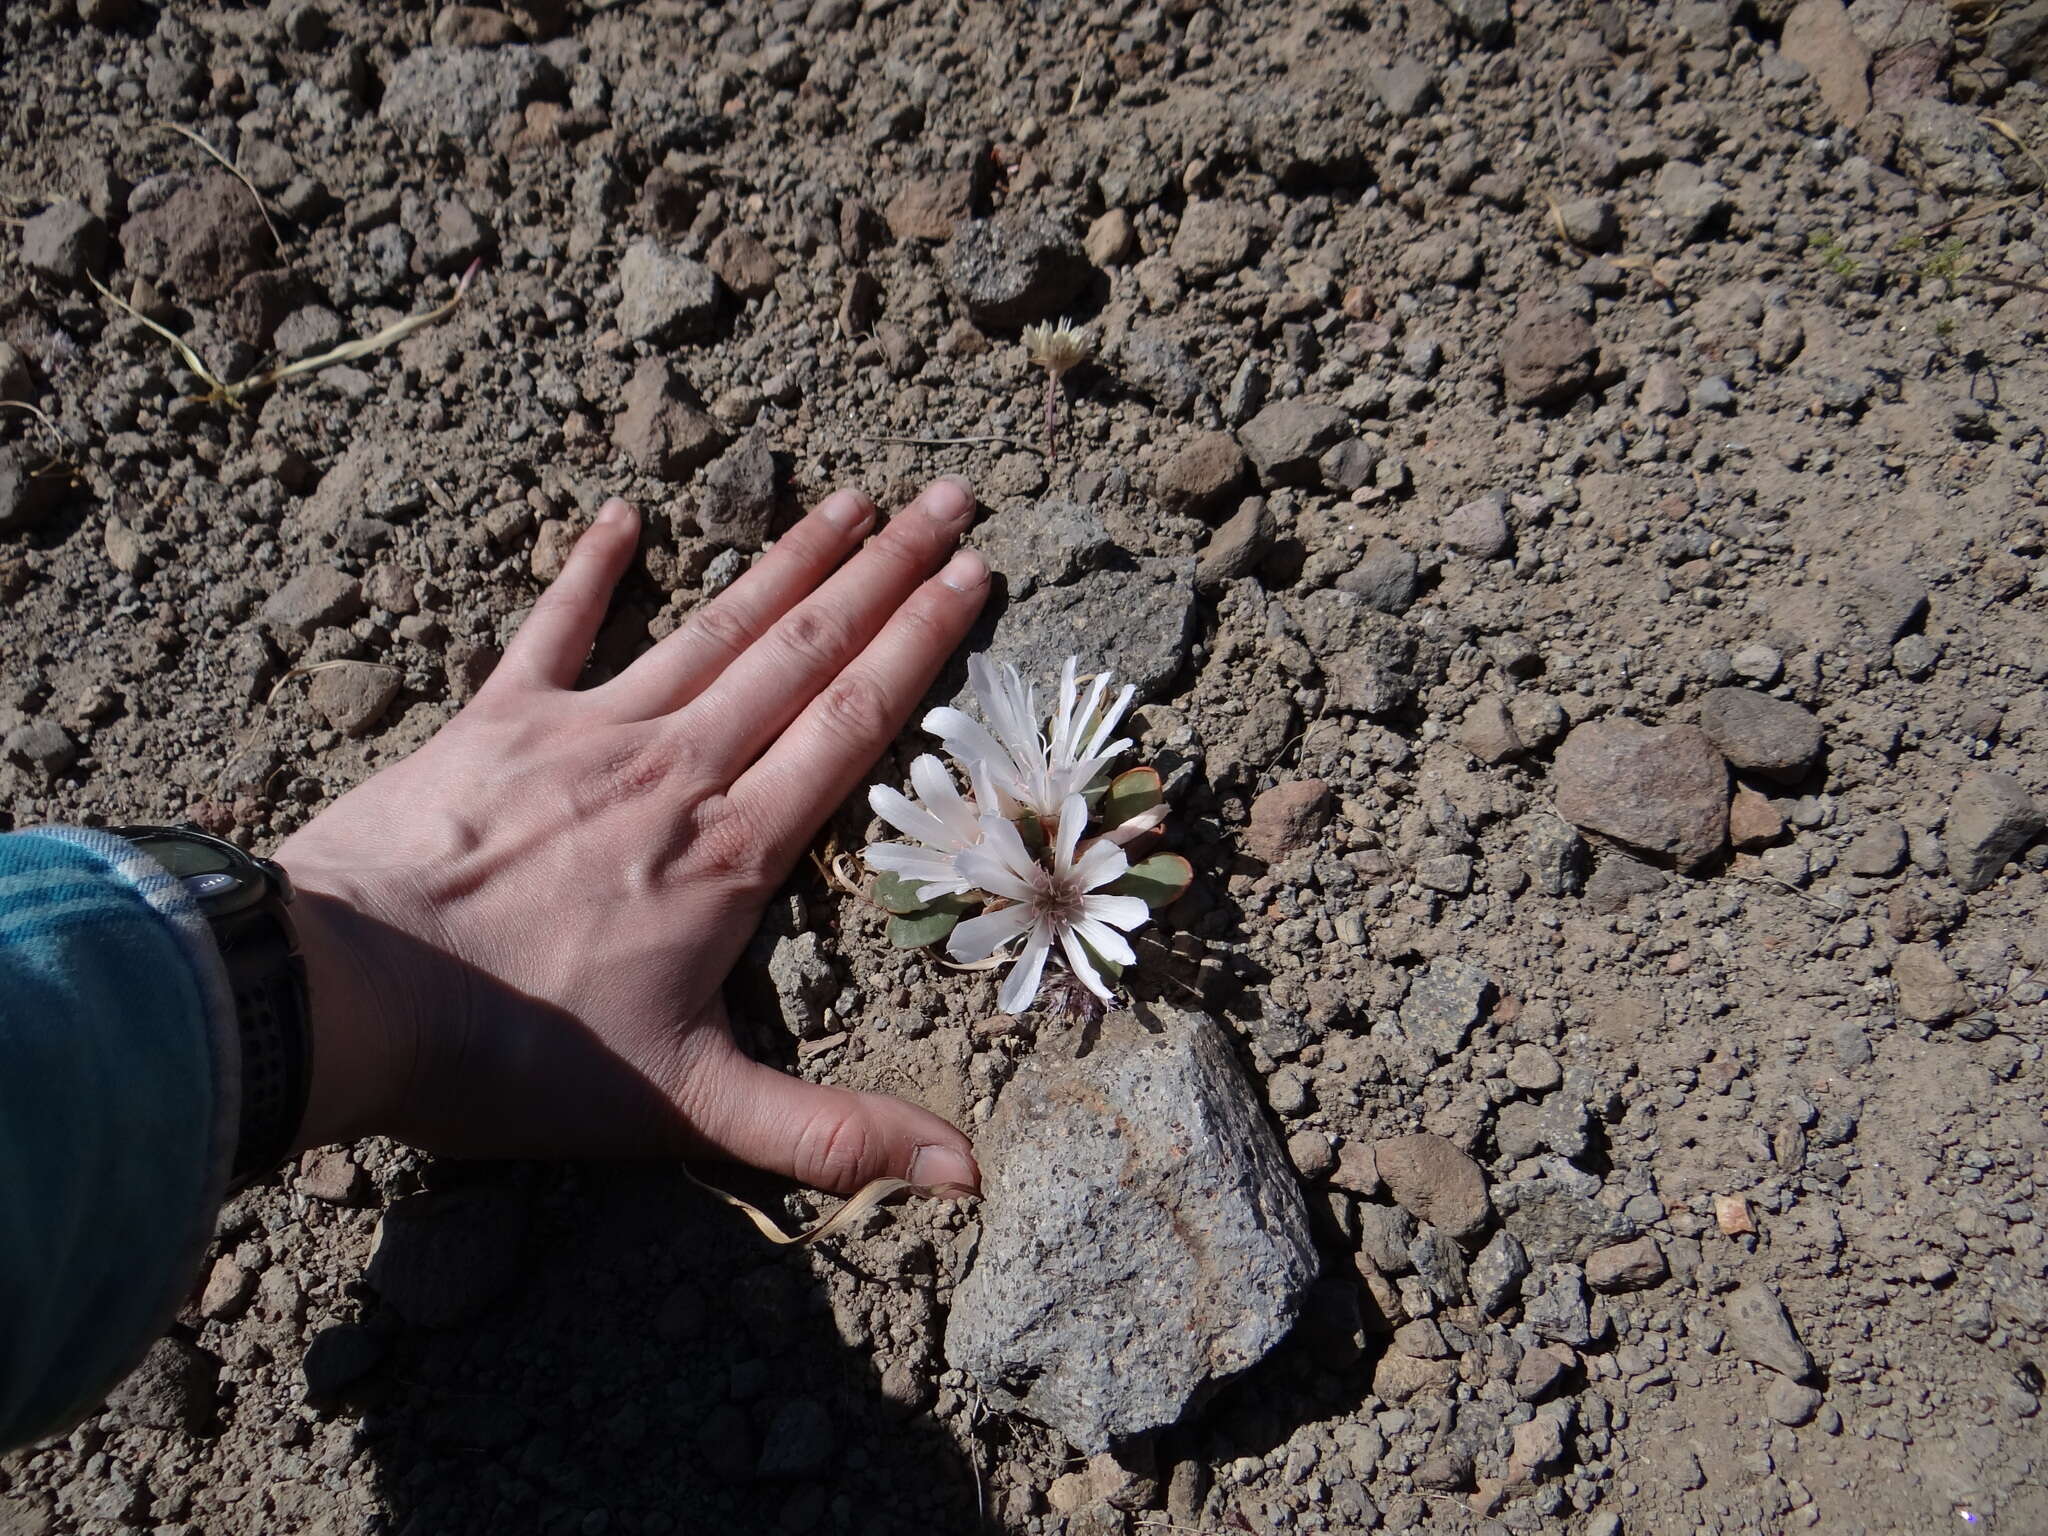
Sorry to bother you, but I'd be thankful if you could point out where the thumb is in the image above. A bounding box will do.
[694,1052,981,1198]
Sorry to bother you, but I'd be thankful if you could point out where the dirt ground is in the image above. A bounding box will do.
[4,0,2048,1532]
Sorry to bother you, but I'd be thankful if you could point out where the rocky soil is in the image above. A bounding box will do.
[5,0,2048,1533]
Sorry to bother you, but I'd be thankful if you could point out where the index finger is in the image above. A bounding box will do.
[729,547,990,869]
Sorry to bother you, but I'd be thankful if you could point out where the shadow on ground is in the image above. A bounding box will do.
[346,1161,984,1536]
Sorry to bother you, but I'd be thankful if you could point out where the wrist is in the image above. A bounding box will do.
[283,872,420,1151]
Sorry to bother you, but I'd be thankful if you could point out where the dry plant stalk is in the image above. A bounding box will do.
[88,260,482,409]
[681,1164,974,1247]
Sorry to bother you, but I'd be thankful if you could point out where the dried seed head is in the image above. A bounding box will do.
[1022,317,1091,377]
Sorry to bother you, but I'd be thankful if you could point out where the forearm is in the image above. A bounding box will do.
[0,828,235,1451]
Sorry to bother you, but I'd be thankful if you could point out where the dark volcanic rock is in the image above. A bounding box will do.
[971,557,1196,705]
[21,200,108,287]
[1239,401,1351,486]
[1945,772,2044,892]
[943,215,1090,329]
[1698,687,1824,783]
[380,45,565,141]
[945,1008,1318,1452]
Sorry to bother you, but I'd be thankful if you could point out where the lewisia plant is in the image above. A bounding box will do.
[863,654,1190,1013]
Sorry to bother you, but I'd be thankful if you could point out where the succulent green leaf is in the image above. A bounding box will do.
[1101,766,1163,828]
[1109,852,1193,911]
[888,905,965,948]
[1017,812,1049,857]
[872,871,932,915]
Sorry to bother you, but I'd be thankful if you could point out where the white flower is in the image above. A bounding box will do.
[862,753,994,901]
[1022,317,1092,377]
[947,793,1152,1013]
[924,654,1136,824]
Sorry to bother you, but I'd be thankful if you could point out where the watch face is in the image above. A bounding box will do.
[144,836,236,878]
[121,827,268,917]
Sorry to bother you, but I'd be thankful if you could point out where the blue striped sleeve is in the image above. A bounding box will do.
[0,827,236,1450]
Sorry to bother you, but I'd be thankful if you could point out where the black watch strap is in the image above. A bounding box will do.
[111,825,313,1188]
[214,903,313,1185]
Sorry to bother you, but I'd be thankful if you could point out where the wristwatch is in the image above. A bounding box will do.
[112,823,312,1188]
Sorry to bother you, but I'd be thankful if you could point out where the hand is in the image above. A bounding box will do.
[274,479,989,1196]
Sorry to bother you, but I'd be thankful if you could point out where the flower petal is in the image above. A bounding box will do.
[923,708,1021,787]
[948,902,1034,963]
[1070,838,1130,891]
[1070,671,1109,757]
[998,917,1056,1013]
[1057,921,1116,1002]
[1053,793,1088,872]
[965,754,1003,819]
[863,843,961,879]
[971,654,1040,767]
[1101,802,1171,846]
[1051,655,1081,760]
[1082,682,1137,760]
[868,783,952,848]
[1080,892,1153,932]
[909,753,979,844]
[1071,914,1136,968]
[958,833,1038,903]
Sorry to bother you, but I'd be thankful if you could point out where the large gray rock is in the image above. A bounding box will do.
[697,431,780,546]
[1552,719,1728,869]
[945,1009,1318,1452]
[106,1336,219,1432]
[1170,199,1258,283]
[1898,99,2011,197]
[1725,1283,1816,1380]
[0,447,64,534]
[1287,589,1432,717]
[1397,958,1495,1059]
[1239,400,1350,486]
[617,241,724,345]
[970,557,1195,705]
[1492,1163,1638,1266]
[1120,320,1207,415]
[379,45,564,141]
[1946,771,2044,892]
[1697,687,1824,783]
[20,199,108,287]
[1442,0,1511,43]
[366,1188,528,1328]
[975,499,1114,596]
[943,214,1090,329]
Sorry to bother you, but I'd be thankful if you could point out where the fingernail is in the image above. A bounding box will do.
[597,497,634,527]
[939,548,988,592]
[909,1143,980,1195]
[819,489,874,531]
[923,477,976,525]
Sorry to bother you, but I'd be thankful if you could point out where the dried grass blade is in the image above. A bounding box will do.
[0,399,64,450]
[682,1165,974,1247]
[264,658,399,707]
[86,273,229,396]
[247,258,482,393]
